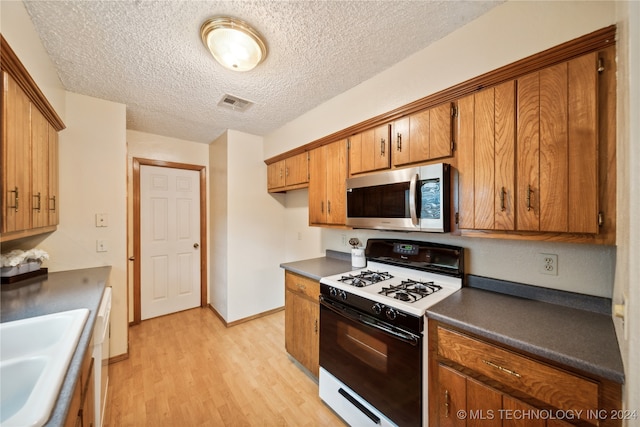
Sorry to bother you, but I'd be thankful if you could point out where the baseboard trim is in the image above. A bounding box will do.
[207,304,284,327]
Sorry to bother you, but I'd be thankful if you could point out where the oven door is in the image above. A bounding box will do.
[319,297,422,427]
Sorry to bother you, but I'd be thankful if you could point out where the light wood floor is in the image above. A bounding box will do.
[104,307,346,426]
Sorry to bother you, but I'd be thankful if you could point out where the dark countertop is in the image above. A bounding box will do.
[280,250,354,281]
[1,266,111,427]
[427,277,624,384]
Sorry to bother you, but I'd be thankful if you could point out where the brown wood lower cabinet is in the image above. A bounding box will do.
[430,322,621,427]
[65,348,95,427]
[284,271,319,377]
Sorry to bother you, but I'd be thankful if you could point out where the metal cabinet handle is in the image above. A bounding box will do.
[444,390,450,418]
[526,185,533,211]
[8,187,19,211]
[327,200,331,214]
[33,192,41,212]
[320,201,324,214]
[396,133,402,151]
[482,359,521,378]
[49,196,56,212]
[314,319,318,334]
[380,138,386,156]
[500,187,506,211]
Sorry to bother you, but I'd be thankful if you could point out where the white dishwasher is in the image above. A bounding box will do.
[93,287,111,427]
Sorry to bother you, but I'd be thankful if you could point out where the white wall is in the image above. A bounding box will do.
[126,130,210,322]
[210,130,285,323]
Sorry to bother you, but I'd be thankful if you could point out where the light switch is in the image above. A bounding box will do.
[96,213,108,227]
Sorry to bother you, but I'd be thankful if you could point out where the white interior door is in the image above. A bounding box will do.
[140,165,201,320]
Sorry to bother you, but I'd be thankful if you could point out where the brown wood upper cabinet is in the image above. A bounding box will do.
[1,53,63,242]
[348,123,391,175]
[309,139,347,226]
[393,102,454,168]
[458,50,607,237]
[267,152,309,192]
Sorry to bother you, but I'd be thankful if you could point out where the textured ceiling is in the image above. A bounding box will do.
[23,0,501,144]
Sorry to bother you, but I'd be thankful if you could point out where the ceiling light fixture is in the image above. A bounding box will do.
[200,16,267,72]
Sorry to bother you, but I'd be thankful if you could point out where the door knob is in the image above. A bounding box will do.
[193,243,200,249]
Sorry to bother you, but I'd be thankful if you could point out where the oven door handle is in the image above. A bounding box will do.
[320,297,420,346]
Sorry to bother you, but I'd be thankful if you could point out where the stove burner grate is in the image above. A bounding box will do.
[379,280,442,302]
[337,270,393,287]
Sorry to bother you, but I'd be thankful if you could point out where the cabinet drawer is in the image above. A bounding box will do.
[285,272,319,301]
[437,327,599,417]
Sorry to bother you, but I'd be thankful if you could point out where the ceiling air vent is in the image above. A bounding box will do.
[217,94,253,112]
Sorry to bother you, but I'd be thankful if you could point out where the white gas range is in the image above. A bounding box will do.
[318,239,464,427]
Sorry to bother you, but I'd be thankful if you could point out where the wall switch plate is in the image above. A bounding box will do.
[96,213,108,227]
[96,240,108,252]
[538,253,558,275]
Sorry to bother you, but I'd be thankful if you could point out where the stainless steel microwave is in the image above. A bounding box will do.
[346,163,450,232]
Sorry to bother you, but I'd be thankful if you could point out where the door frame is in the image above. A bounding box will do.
[132,157,207,324]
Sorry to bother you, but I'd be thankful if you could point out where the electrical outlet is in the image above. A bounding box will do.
[538,253,558,275]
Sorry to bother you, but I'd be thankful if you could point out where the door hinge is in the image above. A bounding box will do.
[598,211,605,227]
[597,58,605,74]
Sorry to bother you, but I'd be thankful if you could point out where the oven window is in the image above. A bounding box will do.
[320,303,421,427]
[337,322,388,374]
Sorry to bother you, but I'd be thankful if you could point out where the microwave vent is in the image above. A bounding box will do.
[218,94,253,112]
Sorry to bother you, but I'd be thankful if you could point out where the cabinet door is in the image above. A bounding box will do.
[308,145,327,224]
[31,107,49,229]
[429,102,453,160]
[267,160,285,190]
[517,52,598,233]
[467,378,502,427]
[284,289,319,377]
[2,72,32,233]
[348,133,363,175]
[285,152,308,187]
[458,81,515,231]
[325,139,347,225]
[438,364,467,427]
[502,395,545,427]
[48,124,59,225]
[392,116,411,167]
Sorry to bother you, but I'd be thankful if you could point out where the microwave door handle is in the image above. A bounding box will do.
[409,174,419,226]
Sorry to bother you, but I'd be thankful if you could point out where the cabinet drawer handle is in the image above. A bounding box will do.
[482,359,521,378]
[296,283,306,291]
[8,187,19,211]
[500,187,506,211]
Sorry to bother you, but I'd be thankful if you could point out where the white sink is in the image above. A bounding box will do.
[0,309,89,427]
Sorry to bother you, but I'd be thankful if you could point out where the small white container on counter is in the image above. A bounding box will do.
[351,248,366,268]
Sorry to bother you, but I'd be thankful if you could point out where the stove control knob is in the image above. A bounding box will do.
[329,287,338,297]
[372,303,383,315]
[385,308,397,321]
[339,290,348,301]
